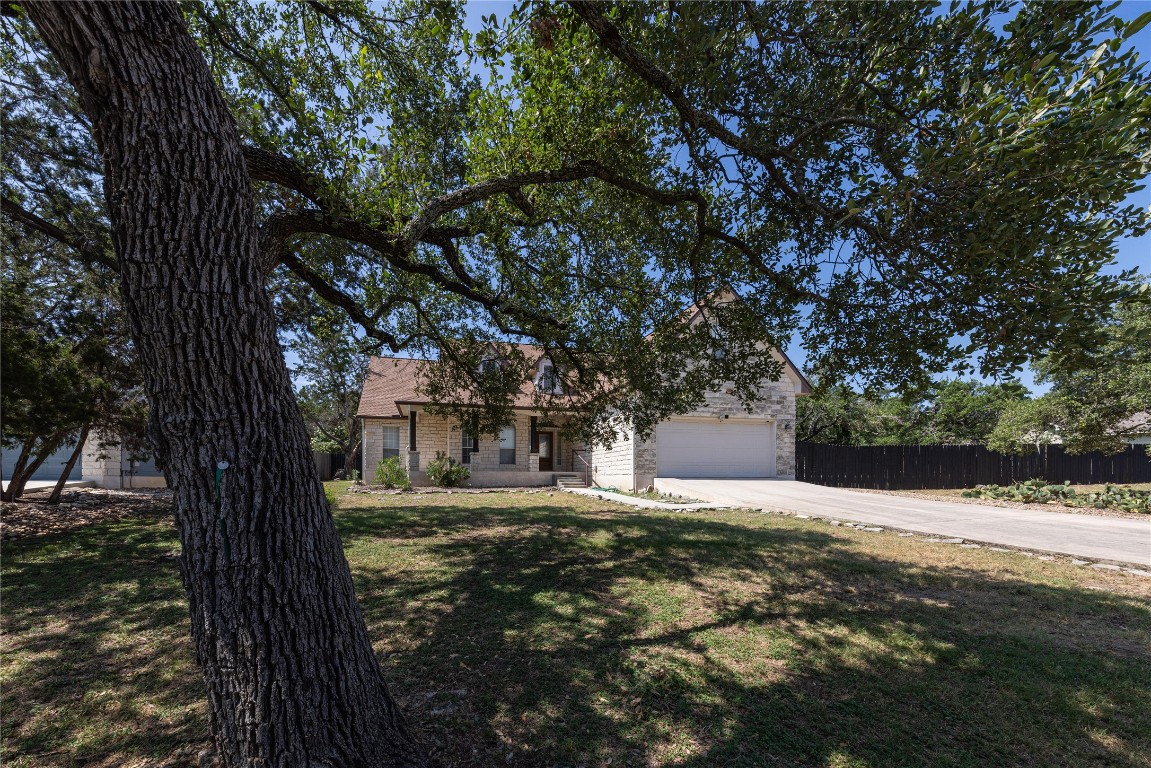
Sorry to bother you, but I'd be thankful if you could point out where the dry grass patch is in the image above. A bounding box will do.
[3,486,1150,767]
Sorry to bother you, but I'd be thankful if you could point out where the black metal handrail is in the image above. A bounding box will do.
[573,451,591,487]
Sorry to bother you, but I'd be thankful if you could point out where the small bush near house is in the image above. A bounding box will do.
[425,451,470,487]
[963,479,1150,513]
[374,456,411,490]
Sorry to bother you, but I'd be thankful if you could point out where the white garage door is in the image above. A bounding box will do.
[656,420,776,477]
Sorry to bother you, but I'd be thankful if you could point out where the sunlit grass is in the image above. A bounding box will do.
[3,485,1150,766]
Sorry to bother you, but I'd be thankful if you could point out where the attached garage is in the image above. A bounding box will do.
[655,419,777,478]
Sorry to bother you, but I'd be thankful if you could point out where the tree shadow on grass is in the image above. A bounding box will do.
[2,518,208,766]
[335,497,1151,768]
[4,496,1148,767]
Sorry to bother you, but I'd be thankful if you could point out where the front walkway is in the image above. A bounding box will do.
[563,486,728,511]
[654,478,1151,566]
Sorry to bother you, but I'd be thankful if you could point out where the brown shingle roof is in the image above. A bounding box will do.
[358,341,810,418]
[356,357,426,417]
[356,353,562,417]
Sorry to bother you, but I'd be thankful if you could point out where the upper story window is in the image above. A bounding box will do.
[536,361,563,394]
[499,425,516,465]
[479,358,501,375]
[382,426,401,459]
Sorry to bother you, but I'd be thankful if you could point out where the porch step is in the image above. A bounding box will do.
[555,475,587,489]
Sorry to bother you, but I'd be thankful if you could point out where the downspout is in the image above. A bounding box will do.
[359,417,366,482]
[631,426,637,493]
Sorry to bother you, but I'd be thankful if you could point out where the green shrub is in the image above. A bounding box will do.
[425,451,470,487]
[962,479,1149,513]
[374,456,411,490]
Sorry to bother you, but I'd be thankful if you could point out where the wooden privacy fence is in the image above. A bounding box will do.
[313,452,363,481]
[795,442,1151,490]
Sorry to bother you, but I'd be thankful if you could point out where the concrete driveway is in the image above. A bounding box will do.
[0,479,93,493]
[654,478,1151,566]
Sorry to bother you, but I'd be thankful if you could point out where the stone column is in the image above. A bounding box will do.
[407,410,420,474]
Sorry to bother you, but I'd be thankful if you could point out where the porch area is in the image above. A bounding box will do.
[362,409,588,488]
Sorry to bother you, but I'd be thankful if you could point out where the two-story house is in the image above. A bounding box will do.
[356,333,811,490]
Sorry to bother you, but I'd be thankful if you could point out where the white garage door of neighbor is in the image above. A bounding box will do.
[656,420,776,478]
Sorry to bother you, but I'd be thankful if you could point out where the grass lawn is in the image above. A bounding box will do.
[4,484,1151,767]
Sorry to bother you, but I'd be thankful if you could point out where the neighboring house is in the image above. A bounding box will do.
[1,441,83,483]
[1,433,165,489]
[1021,411,1151,448]
[58,425,353,489]
[79,430,166,488]
[1118,412,1151,445]
[357,341,811,491]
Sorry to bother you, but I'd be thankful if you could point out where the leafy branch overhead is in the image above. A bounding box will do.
[181,0,1151,412]
[5,0,1151,442]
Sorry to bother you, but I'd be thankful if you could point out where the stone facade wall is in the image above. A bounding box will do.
[361,417,407,480]
[81,430,121,489]
[633,434,658,491]
[363,376,799,488]
[683,380,796,420]
[589,425,636,490]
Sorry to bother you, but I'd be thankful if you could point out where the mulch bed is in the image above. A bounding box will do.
[2,485,565,540]
[1,487,174,540]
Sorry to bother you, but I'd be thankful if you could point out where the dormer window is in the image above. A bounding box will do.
[479,358,500,375]
[536,361,563,394]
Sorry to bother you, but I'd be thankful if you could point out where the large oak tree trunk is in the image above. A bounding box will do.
[24,3,428,765]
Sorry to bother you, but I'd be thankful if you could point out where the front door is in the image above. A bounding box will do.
[538,432,554,472]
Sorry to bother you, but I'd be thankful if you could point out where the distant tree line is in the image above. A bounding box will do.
[799,289,1150,456]
[797,379,1029,447]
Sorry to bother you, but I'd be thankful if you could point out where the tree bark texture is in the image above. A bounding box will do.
[2,433,64,501]
[47,423,89,504]
[24,3,428,766]
[1,439,35,502]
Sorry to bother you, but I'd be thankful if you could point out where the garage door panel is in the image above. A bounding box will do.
[656,421,776,477]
